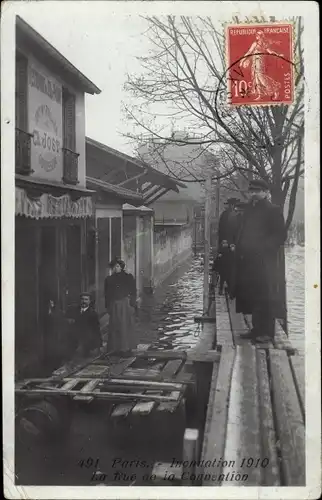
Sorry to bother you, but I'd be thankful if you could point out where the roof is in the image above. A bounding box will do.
[86,137,186,191]
[16,174,95,196]
[86,176,143,203]
[16,16,101,95]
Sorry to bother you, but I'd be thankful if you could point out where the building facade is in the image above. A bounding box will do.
[15,17,100,378]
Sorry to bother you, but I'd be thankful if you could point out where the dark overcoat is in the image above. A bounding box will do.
[230,199,287,317]
[218,209,236,245]
[71,306,102,357]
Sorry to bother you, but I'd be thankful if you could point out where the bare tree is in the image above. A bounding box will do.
[123,15,304,230]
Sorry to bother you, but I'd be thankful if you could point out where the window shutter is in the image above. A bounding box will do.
[16,53,28,130]
[63,87,76,151]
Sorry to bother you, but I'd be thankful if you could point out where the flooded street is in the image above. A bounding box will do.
[138,248,305,354]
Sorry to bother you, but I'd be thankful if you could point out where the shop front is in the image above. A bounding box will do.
[15,182,94,379]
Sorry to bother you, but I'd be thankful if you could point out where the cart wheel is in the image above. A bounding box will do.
[16,399,65,446]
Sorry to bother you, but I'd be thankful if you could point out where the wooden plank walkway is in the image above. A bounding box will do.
[200,287,306,486]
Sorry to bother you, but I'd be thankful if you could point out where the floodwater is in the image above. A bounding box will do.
[147,247,305,354]
[148,258,205,351]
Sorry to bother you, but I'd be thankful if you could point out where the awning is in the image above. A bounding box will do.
[16,187,93,219]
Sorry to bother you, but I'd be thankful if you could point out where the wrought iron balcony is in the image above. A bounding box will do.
[62,147,79,185]
[15,128,33,175]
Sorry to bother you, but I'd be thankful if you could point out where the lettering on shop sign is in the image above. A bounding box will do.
[33,104,61,172]
[29,67,62,104]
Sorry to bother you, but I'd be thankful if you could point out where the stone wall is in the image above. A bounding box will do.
[153,224,193,287]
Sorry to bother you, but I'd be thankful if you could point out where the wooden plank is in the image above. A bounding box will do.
[131,401,155,415]
[16,387,183,402]
[109,357,137,376]
[106,378,183,390]
[256,349,280,486]
[76,365,109,377]
[289,355,305,422]
[222,344,261,485]
[122,369,160,379]
[160,359,183,379]
[156,391,182,413]
[215,294,232,347]
[80,379,100,393]
[60,379,81,391]
[73,395,93,402]
[182,429,199,485]
[133,350,187,360]
[52,352,105,379]
[201,346,235,485]
[110,402,135,418]
[269,349,305,485]
[186,350,220,363]
[122,368,149,377]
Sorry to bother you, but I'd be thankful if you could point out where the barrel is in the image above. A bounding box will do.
[16,399,67,446]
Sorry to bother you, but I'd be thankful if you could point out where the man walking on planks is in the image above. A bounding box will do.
[230,179,286,343]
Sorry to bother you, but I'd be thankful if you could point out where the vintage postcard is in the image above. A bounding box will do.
[1,1,320,499]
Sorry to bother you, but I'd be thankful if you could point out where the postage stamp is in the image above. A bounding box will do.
[1,1,320,499]
[226,23,294,106]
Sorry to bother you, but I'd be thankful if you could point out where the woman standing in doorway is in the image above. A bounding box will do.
[104,258,138,354]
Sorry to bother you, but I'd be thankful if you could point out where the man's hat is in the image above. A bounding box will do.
[235,201,247,209]
[248,179,269,191]
[225,197,240,205]
[80,291,91,298]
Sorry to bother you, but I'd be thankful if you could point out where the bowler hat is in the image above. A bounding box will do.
[80,291,91,298]
[225,197,240,205]
[248,179,269,191]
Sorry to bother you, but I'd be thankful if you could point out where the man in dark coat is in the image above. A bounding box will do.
[218,197,240,247]
[69,292,102,358]
[231,179,286,342]
[214,198,240,295]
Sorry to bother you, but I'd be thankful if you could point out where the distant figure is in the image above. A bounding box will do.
[212,240,231,295]
[70,292,102,358]
[104,258,138,355]
[218,197,240,247]
[231,179,286,343]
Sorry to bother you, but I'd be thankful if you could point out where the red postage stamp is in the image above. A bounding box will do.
[226,23,294,106]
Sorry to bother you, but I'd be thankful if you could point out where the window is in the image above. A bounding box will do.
[15,52,32,174]
[62,87,78,184]
[16,52,28,130]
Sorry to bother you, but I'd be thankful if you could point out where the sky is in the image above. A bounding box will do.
[15,2,152,155]
[11,1,304,220]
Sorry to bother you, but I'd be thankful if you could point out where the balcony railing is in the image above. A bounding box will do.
[62,147,79,185]
[15,128,33,175]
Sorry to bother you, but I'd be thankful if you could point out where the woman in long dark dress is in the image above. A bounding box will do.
[104,258,138,354]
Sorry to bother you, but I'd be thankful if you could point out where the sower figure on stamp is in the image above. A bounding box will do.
[69,292,102,358]
[230,179,286,343]
[104,258,138,355]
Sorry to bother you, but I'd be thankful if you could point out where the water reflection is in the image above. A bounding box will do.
[149,248,304,354]
[149,258,204,351]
